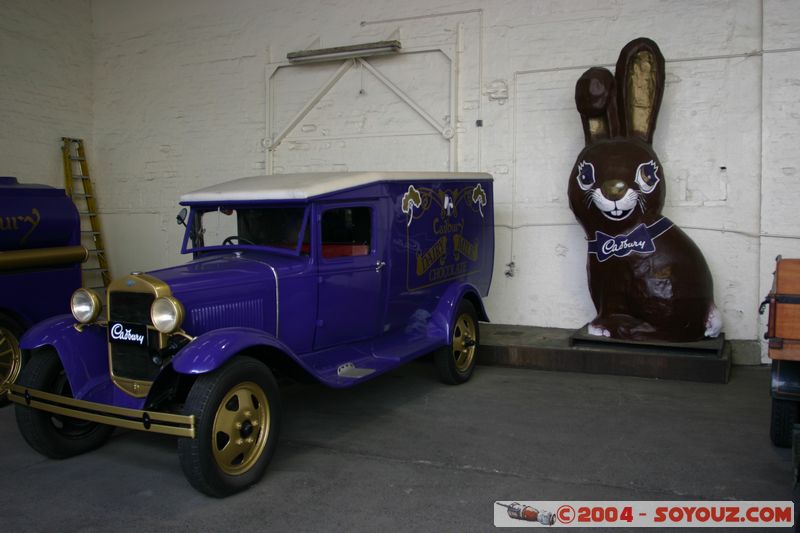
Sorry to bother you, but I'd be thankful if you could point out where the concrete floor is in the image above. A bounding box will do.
[0,362,793,532]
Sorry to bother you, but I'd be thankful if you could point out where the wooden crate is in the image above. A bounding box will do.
[766,258,800,361]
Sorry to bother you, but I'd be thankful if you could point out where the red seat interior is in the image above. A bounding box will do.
[322,244,369,258]
[293,243,369,258]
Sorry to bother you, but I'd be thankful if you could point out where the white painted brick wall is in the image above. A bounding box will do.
[0,0,93,187]
[5,0,800,359]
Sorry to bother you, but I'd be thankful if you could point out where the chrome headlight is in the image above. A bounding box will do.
[150,296,184,334]
[71,288,101,324]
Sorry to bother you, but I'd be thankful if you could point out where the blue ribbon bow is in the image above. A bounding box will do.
[587,217,673,262]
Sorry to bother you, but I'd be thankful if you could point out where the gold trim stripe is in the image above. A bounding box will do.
[8,384,195,438]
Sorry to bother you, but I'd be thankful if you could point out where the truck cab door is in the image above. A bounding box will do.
[313,201,387,350]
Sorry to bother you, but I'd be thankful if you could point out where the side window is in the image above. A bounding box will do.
[321,207,371,259]
[237,207,305,249]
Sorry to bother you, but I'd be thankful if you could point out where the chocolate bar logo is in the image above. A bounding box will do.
[587,217,674,262]
[110,323,146,345]
[0,207,41,245]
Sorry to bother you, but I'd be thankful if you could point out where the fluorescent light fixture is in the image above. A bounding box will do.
[287,40,401,64]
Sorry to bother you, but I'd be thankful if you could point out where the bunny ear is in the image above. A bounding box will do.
[615,38,665,144]
[575,67,620,145]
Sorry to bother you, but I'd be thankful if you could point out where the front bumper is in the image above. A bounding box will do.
[8,384,195,438]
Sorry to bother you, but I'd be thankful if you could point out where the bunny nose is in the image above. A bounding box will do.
[601,180,628,201]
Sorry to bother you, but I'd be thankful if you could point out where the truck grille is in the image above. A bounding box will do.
[108,336,161,380]
[108,290,161,383]
[109,292,154,323]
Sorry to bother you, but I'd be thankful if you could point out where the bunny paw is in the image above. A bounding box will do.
[704,303,722,338]
[587,324,611,337]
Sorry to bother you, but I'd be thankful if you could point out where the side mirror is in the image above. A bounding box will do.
[176,208,188,227]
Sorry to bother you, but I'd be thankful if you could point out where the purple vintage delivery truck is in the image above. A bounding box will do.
[0,177,86,406]
[9,171,494,496]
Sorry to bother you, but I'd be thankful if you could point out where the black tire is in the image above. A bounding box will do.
[178,356,281,497]
[771,398,799,448]
[793,427,800,484]
[434,300,479,385]
[0,313,25,408]
[15,349,114,458]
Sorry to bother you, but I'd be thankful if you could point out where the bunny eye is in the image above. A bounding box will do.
[576,161,596,191]
[635,160,660,194]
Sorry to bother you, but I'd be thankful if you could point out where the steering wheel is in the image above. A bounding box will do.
[222,235,255,246]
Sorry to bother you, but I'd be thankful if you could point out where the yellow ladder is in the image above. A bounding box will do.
[61,138,111,291]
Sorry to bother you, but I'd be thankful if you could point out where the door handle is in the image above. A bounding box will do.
[375,260,386,272]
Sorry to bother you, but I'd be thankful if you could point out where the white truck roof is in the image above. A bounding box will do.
[180,171,492,203]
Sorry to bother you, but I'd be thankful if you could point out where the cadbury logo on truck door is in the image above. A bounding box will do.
[402,184,487,291]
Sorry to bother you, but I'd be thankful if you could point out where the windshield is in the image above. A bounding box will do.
[187,206,309,254]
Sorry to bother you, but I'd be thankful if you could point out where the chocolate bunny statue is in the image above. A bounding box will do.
[567,38,722,342]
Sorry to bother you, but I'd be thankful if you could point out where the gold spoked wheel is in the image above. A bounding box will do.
[211,381,270,476]
[452,312,477,373]
[179,358,281,497]
[434,300,479,385]
[0,326,22,398]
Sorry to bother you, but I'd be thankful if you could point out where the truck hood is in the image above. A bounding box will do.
[147,252,290,336]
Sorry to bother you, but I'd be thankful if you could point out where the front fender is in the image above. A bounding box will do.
[172,327,307,375]
[19,315,113,403]
[429,283,489,343]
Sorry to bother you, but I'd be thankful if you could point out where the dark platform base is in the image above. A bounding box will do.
[478,323,731,383]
